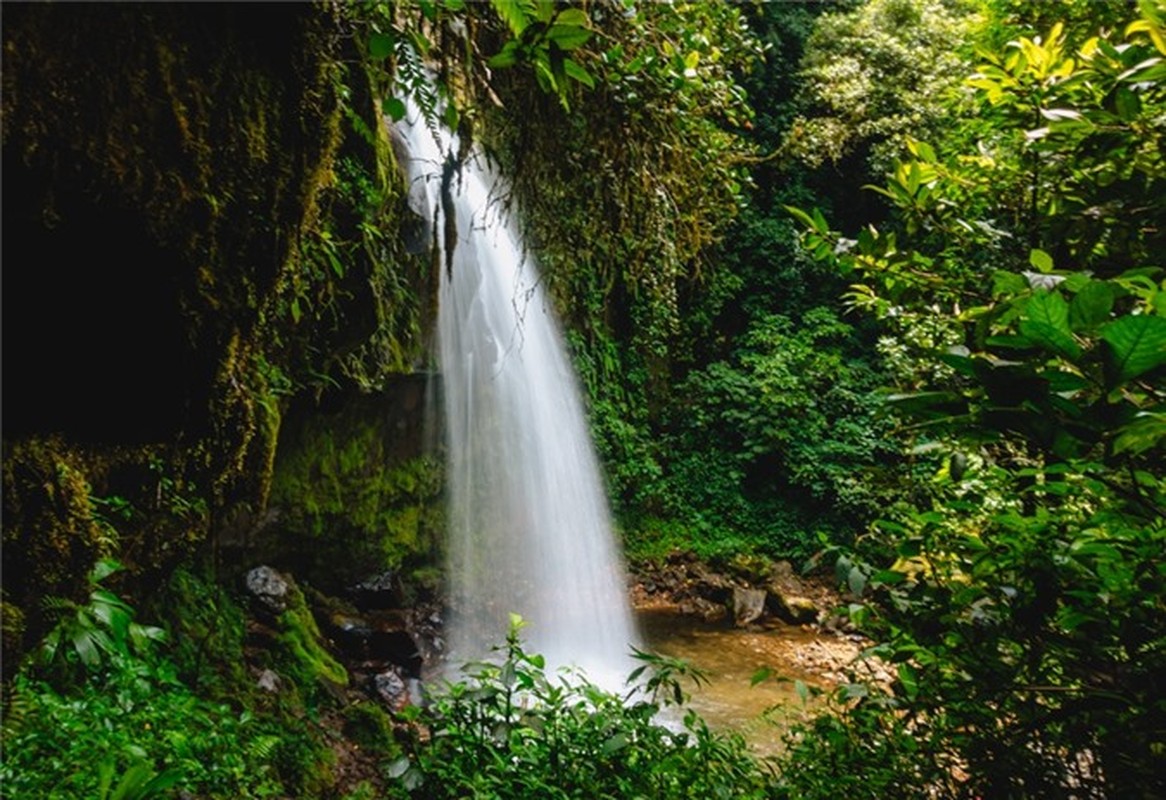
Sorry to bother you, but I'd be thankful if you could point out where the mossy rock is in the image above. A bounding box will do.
[262,380,444,592]
[247,570,348,709]
[341,701,402,759]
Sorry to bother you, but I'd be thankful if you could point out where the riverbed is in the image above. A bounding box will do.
[635,606,862,756]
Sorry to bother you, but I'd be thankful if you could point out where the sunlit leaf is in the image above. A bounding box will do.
[1100,315,1166,383]
[563,58,595,88]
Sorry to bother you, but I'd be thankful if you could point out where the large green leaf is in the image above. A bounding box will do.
[1019,319,1081,359]
[1069,280,1115,330]
[1100,314,1166,383]
[546,24,591,50]
[1114,412,1166,455]
[1023,289,1071,334]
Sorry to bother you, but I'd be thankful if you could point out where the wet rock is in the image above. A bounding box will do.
[368,612,423,677]
[678,597,726,623]
[373,667,409,711]
[256,668,282,693]
[732,586,766,627]
[245,565,291,614]
[348,570,403,610]
[405,602,445,666]
[768,592,819,625]
[328,613,375,658]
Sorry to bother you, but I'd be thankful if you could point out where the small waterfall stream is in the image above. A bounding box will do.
[394,107,640,690]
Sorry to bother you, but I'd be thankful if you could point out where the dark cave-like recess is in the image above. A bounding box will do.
[2,151,192,444]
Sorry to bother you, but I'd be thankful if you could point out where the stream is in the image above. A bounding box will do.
[636,607,860,756]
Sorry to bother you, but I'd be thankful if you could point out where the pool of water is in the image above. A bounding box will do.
[636,607,852,756]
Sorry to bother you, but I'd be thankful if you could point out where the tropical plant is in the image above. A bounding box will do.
[36,558,166,684]
[779,3,1166,797]
[384,615,774,799]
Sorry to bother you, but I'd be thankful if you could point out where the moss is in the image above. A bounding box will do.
[266,385,443,591]
[273,580,348,693]
[1,600,27,673]
[147,567,253,701]
[341,701,401,759]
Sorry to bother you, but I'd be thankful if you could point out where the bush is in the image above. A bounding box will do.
[384,616,775,799]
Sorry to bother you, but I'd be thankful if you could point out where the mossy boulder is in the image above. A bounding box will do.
[244,566,348,710]
[260,378,443,593]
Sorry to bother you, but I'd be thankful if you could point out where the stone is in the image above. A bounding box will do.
[256,668,282,693]
[349,570,403,610]
[732,586,766,627]
[768,592,819,625]
[245,565,291,614]
[373,667,409,711]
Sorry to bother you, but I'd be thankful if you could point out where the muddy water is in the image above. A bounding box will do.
[636,607,856,756]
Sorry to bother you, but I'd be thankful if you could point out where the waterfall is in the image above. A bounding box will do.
[394,107,641,690]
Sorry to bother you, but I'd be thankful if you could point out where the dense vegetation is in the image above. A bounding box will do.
[3,0,1163,798]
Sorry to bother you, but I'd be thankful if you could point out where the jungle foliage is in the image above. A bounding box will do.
[4,1,1165,798]
[778,1,1166,796]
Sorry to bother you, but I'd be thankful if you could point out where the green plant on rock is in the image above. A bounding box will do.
[267,579,349,708]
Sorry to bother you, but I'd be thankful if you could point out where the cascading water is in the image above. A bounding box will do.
[394,106,640,689]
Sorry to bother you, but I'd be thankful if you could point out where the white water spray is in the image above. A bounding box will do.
[394,108,640,689]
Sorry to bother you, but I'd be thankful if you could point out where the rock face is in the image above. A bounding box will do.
[1,2,432,660]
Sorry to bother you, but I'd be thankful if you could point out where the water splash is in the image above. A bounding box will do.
[394,108,640,690]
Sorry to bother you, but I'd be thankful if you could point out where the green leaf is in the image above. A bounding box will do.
[1024,289,1071,334]
[91,558,123,582]
[1100,315,1166,383]
[563,58,595,88]
[547,24,590,50]
[368,32,393,60]
[897,663,919,699]
[1114,412,1166,455]
[847,566,867,596]
[442,103,459,130]
[1029,248,1054,272]
[490,0,532,36]
[784,205,830,235]
[1018,319,1081,359]
[993,270,1028,297]
[751,666,774,686]
[385,96,407,122]
[488,41,522,69]
[1069,280,1115,330]
[554,8,588,27]
[601,733,630,755]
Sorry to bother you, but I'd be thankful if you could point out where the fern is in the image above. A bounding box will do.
[248,734,283,762]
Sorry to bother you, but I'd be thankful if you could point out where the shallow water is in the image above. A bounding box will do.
[636,607,846,756]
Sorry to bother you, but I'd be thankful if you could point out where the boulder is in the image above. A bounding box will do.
[767,591,819,625]
[245,565,291,614]
[732,586,766,627]
[373,667,409,711]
